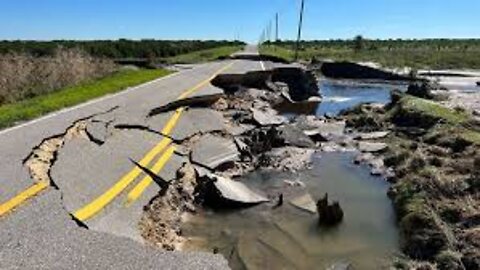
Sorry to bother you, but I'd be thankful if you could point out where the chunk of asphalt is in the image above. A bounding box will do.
[148,85,224,116]
[278,125,316,148]
[148,108,226,141]
[303,121,346,141]
[251,107,287,126]
[207,173,269,205]
[289,193,317,214]
[225,123,256,136]
[191,134,240,170]
[358,142,388,153]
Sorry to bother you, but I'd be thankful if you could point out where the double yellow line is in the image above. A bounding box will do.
[0,61,234,219]
[74,61,235,221]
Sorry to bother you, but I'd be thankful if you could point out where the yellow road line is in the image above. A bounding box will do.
[73,137,172,221]
[73,61,235,220]
[124,61,236,205]
[177,61,234,100]
[0,181,49,217]
[126,145,176,204]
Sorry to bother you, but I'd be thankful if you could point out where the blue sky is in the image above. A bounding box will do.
[1,0,479,42]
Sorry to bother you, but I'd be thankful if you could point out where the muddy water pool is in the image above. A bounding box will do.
[182,153,399,269]
[182,81,402,269]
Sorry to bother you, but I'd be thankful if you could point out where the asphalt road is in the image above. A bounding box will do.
[0,45,266,269]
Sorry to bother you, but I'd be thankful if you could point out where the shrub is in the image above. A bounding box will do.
[0,48,116,105]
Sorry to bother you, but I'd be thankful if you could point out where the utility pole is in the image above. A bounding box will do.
[294,0,305,61]
[275,13,279,42]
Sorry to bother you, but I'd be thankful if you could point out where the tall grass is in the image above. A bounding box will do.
[0,48,116,105]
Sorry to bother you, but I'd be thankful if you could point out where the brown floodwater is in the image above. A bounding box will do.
[182,152,399,270]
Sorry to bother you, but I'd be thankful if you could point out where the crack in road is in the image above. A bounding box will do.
[21,106,119,228]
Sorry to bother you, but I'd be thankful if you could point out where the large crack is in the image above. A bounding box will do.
[22,106,119,228]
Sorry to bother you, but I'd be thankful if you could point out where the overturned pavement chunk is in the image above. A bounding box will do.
[191,134,240,170]
[207,173,269,205]
[290,193,317,214]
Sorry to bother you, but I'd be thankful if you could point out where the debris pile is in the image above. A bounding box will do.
[316,193,344,226]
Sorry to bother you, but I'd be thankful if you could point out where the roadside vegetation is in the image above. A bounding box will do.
[0,68,171,129]
[0,39,244,59]
[343,92,480,268]
[163,45,242,64]
[260,38,480,69]
[0,48,116,105]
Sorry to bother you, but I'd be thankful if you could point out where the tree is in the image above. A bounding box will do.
[353,35,365,52]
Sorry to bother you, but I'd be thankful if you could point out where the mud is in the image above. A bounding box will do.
[139,163,198,250]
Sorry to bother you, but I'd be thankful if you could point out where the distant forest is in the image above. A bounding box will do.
[0,40,245,58]
[266,38,480,51]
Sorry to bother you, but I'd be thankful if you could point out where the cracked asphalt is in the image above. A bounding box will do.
[0,46,265,269]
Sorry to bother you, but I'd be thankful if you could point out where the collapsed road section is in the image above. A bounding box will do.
[138,64,404,269]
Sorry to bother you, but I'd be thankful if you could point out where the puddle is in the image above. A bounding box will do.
[182,152,399,269]
[317,80,406,116]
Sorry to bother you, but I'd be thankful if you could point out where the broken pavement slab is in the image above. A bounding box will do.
[51,128,187,241]
[251,107,287,126]
[358,142,388,153]
[303,121,346,141]
[148,108,227,141]
[278,124,316,148]
[191,134,240,170]
[206,173,269,205]
[148,84,225,116]
[289,193,317,214]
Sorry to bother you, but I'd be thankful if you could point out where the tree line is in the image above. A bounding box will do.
[265,38,480,52]
[0,39,244,59]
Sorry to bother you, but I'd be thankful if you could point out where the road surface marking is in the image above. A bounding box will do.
[73,138,172,221]
[0,181,49,217]
[126,145,176,204]
[124,61,236,205]
[73,61,235,220]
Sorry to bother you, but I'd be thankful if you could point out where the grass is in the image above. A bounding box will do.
[259,45,295,62]
[260,44,480,69]
[0,69,172,130]
[400,96,470,124]
[163,46,242,64]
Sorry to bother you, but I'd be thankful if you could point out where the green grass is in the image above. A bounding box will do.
[0,69,172,129]
[460,130,480,145]
[259,45,295,62]
[400,96,470,124]
[163,46,242,64]
[260,44,480,69]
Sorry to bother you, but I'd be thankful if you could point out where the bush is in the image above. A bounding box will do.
[0,48,116,105]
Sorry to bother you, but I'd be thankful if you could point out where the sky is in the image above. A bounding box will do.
[1,0,479,42]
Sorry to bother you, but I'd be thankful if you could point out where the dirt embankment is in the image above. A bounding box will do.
[343,90,480,269]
